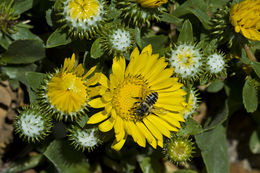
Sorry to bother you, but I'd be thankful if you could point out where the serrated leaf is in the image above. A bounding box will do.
[249,130,260,154]
[160,13,183,27]
[46,28,72,48]
[90,38,104,59]
[242,78,258,113]
[207,80,224,93]
[177,20,193,43]
[43,140,90,173]
[76,115,89,128]
[177,118,203,136]
[195,125,229,173]
[252,62,260,78]
[25,72,46,91]
[0,40,45,64]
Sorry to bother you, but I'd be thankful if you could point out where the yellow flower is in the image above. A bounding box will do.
[60,0,105,39]
[87,45,187,150]
[137,0,168,8]
[39,54,98,121]
[229,0,260,41]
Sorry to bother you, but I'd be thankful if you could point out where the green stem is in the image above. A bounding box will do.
[244,44,257,62]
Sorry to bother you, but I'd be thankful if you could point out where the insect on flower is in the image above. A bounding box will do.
[132,92,159,120]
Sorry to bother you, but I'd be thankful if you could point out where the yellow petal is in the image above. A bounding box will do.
[83,66,96,79]
[88,97,106,108]
[112,57,126,83]
[143,118,163,142]
[114,117,125,141]
[136,121,157,149]
[87,111,109,124]
[157,114,182,128]
[111,135,127,151]
[74,64,84,76]
[126,47,140,75]
[146,115,171,138]
[131,122,146,147]
[98,117,115,132]
[149,68,174,86]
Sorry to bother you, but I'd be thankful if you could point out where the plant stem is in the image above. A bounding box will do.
[244,44,257,62]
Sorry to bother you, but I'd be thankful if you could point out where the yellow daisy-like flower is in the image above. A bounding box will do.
[137,0,168,8]
[229,0,260,41]
[87,45,187,150]
[59,0,106,39]
[39,54,98,121]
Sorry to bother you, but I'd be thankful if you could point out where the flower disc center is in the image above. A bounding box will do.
[112,76,149,120]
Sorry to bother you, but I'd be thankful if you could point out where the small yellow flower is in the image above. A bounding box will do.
[60,0,106,39]
[39,54,98,121]
[229,0,260,41]
[137,0,168,8]
[87,45,187,150]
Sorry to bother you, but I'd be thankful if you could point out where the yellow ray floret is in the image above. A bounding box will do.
[230,0,260,41]
[87,45,187,150]
[137,0,168,8]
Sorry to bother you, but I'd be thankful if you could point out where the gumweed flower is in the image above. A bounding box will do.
[137,0,168,8]
[180,89,199,119]
[0,0,19,36]
[58,0,106,39]
[164,135,194,165]
[38,54,98,121]
[67,125,103,151]
[14,105,53,142]
[206,53,227,79]
[87,44,187,151]
[115,0,166,27]
[100,25,134,56]
[229,0,260,41]
[169,44,203,82]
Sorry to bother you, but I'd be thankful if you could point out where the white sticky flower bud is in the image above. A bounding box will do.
[207,53,225,74]
[110,29,132,52]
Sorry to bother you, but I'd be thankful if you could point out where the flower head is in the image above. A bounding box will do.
[164,135,194,165]
[230,0,260,41]
[100,25,134,56]
[0,0,19,36]
[58,0,106,39]
[206,53,227,79]
[67,125,103,151]
[180,89,199,119]
[115,0,166,27]
[87,45,187,150]
[169,44,203,82]
[14,105,53,142]
[38,54,98,121]
[137,0,168,8]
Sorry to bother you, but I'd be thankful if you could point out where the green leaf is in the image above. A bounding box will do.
[46,28,72,48]
[249,130,260,154]
[173,0,210,29]
[139,157,164,173]
[177,118,203,136]
[90,38,104,59]
[13,0,33,15]
[174,170,198,173]
[1,64,37,81]
[43,140,90,173]
[142,35,168,51]
[11,23,42,42]
[177,20,193,43]
[25,72,46,91]
[0,40,45,64]
[76,115,89,128]
[160,13,183,27]
[204,100,228,131]
[252,62,260,78]
[195,125,229,173]
[207,80,224,93]
[242,78,258,113]
[4,154,43,173]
